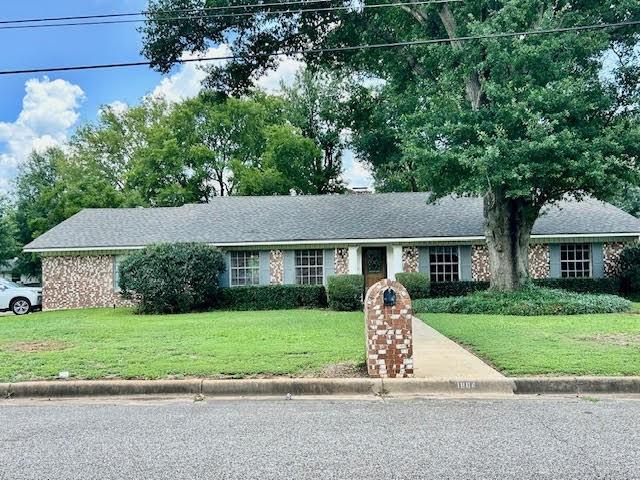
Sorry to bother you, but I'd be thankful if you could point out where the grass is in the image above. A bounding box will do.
[419,303,640,376]
[0,308,364,383]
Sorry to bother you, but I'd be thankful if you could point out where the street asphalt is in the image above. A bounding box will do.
[1,395,639,479]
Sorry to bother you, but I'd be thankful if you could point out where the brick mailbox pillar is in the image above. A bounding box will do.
[364,279,413,378]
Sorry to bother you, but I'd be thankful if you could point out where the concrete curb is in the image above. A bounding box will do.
[2,377,640,399]
[513,377,640,395]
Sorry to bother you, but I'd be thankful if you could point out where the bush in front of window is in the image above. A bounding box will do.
[619,243,640,294]
[429,281,490,297]
[218,284,327,311]
[413,285,631,316]
[327,275,364,311]
[395,272,430,299]
[119,243,226,314]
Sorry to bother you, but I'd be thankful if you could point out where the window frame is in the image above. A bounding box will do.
[428,246,461,283]
[560,243,592,278]
[295,249,325,285]
[113,255,127,292]
[229,250,261,287]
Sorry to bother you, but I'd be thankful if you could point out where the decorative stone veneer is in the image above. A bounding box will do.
[42,255,133,310]
[402,247,419,273]
[528,244,550,279]
[335,248,349,275]
[365,279,413,378]
[471,245,491,281]
[603,242,627,278]
[471,244,551,280]
[269,250,284,284]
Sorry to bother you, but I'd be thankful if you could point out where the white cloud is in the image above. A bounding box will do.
[256,57,304,93]
[0,77,84,193]
[150,45,304,102]
[341,149,373,188]
[150,45,231,102]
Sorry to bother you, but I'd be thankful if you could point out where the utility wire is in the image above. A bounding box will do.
[0,0,458,27]
[1,19,638,76]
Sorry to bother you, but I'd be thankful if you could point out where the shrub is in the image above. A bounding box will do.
[219,284,327,311]
[619,243,640,294]
[430,281,490,297]
[119,243,225,314]
[534,277,620,295]
[395,272,430,299]
[413,285,631,316]
[327,275,364,311]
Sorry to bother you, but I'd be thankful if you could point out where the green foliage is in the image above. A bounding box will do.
[218,284,327,311]
[430,281,490,298]
[119,243,225,314]
[141,0,640,288]
[326,275,364,311]
[534,278,621,295]
[395,272,430,299]
[0,196,17,269]
[619,243,640,293]
[414,286,631,316]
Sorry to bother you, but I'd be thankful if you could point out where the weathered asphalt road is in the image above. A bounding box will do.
[1,395,639,479]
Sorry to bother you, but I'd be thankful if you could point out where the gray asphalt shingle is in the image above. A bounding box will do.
[23,192,640,251]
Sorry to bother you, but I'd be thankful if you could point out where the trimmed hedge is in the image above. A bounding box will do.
[327,274,364,311]
[414,286,631,316]
[427,278,621,297]
[430,281,490,297]
[534,277,620,295]
[395,272,430,299]
[218,284,327,311]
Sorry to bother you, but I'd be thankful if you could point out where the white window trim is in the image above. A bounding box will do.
[229,251,261,287]
[295,249,325,285]
[429,245,461,283]
[560,243,592,278]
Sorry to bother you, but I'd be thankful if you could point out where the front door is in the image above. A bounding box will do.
[362,247,387,290]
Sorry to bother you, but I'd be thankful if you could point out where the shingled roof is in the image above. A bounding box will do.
[24,192,640,252]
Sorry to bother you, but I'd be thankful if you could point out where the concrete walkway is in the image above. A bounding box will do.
[412,317,504,379]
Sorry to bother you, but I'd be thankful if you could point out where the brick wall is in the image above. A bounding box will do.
[335,248,349,274]
[364,279,413,378]
[471,245,491,281]
[402,247,419,273]
[42,255,133,310]
[269,250,284,284]
[603,242,626,278]
[528,244,550,279]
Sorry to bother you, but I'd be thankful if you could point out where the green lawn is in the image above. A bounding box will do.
[0,308,364,382]
[419,305,640,376]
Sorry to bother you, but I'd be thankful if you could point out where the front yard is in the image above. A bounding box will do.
[0,308,364,383]
[419,305,640,376]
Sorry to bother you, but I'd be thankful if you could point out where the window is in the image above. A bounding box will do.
[113,255,128,291]
[429,246,460,282]
[230,251,260,286]
[295,249,324,285]
[560,244,591,278]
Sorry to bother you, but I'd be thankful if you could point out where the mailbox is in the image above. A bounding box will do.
[383,288,396,307]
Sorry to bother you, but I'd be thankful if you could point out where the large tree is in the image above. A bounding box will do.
[0,195,17,269]
[143,0,640,290]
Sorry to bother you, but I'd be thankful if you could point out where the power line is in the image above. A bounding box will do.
[0,0,459,31]
[1,19,638,76]
[0,0,456,26]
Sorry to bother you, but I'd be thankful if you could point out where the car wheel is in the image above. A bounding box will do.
[11,298,31,315]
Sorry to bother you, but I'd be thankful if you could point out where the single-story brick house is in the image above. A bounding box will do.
[23,192,640,310]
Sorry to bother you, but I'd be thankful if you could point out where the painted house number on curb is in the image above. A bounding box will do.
[457,381,478,390]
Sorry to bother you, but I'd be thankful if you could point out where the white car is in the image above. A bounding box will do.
[0,279,42,315]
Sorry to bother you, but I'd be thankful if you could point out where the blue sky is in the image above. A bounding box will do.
[0,0,371,193]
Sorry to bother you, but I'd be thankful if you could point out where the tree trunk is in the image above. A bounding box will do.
[483,190,540,291]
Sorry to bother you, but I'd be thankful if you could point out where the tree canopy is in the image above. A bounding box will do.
[143,0,640,289]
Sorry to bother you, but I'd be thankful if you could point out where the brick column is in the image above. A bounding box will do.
[364,279,413,378]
